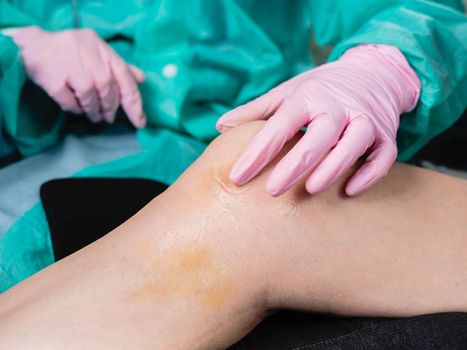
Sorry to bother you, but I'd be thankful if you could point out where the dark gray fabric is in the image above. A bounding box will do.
[230,312,467,349]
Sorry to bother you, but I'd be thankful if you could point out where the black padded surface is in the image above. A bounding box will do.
[40,177,168,260]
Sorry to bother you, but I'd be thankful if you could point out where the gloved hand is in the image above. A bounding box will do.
[216,44,420,196]
[7,26,146,127]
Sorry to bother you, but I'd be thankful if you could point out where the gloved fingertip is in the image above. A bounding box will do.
[305,181,323,195]
[216,123,231,133]
[229,147,265,185]
[65,107,83,115]
[228,171,242,186]
[215,123,224,132]
[266,181,284,197]
[345,180,369,197]
[135,112,147,128]
[229,165,249,186]
[266,169,290,196]
[129,65,145,83]
[345,186,362,197]
[106,111,118,124]
[306,173,333,194]
[347,165,380,196]
[216,111,236,125]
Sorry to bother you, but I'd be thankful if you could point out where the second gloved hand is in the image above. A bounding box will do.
[217,44,420,196]
[8,26,146,127]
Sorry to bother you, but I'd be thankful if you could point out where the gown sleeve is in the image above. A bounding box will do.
[0,2,65,157]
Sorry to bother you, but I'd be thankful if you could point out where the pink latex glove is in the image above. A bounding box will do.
[8,26,146,127]
[216,44,420,196]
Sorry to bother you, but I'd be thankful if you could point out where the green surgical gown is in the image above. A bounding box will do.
[1,0,466,160]
[0,0,466,291]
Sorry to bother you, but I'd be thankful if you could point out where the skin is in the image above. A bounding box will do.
[0,121,466,349]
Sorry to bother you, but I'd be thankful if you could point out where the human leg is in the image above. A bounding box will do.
[1,121,466,349]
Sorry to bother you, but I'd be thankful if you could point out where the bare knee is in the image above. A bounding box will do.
[206,121,266,171]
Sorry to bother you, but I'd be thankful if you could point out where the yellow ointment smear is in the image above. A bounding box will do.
[132,244,233,309]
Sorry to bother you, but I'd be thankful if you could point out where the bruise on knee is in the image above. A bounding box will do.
[128,243,234,309]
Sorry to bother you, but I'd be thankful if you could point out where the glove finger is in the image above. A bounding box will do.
[100,79,120,123]
[94,72,119,123]
[70,78,102,122]
[345,137,398,196]
[85,44,120,123]
[50,83,83,114]
[216,70,315,133]
[306,116,375,194]
[69,39,105,122]
[216,88,286,133]
[266,112,346,196]
[129,65,145,83]
[229,97,308,186]
[107,52,145,128]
